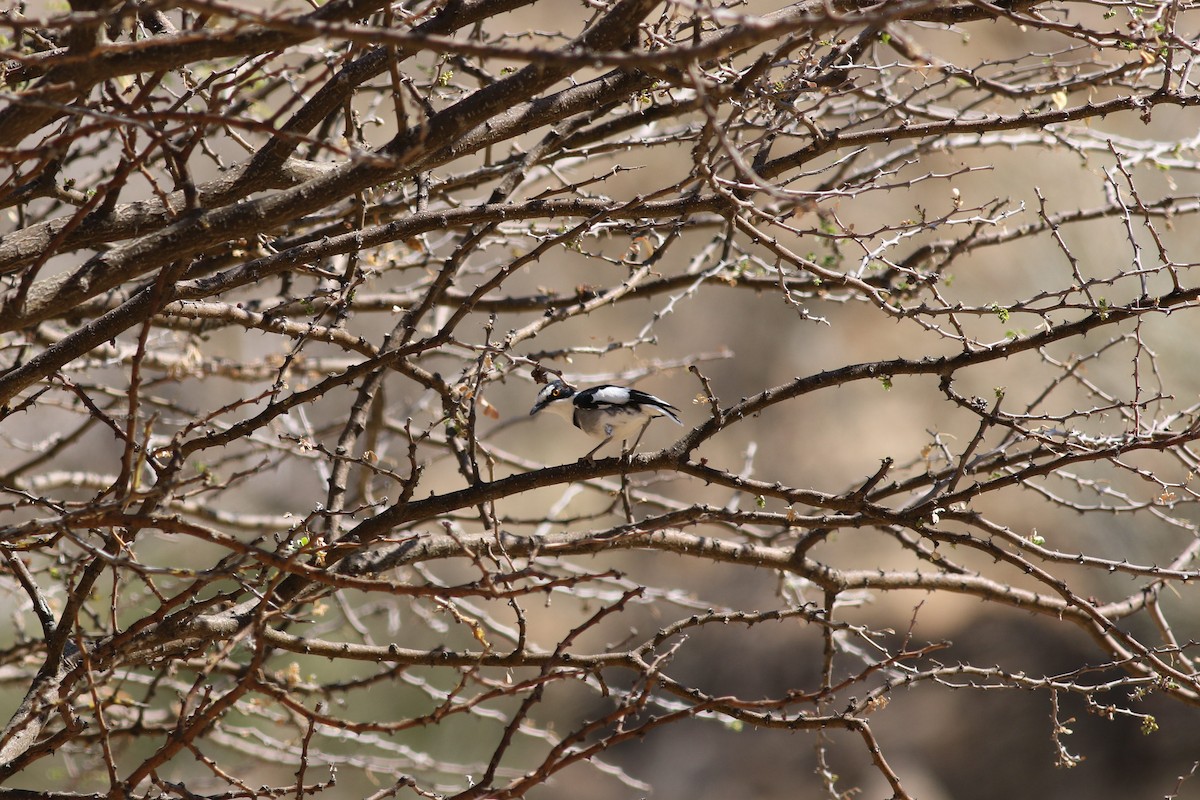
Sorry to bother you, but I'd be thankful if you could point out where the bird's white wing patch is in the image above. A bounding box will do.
[589,386,632,405]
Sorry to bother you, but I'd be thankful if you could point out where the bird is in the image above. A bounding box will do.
[529,379,684,459]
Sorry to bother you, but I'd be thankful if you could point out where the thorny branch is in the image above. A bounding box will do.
[3,1,1200,798]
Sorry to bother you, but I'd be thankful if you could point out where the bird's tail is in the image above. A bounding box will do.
[658,405,684,425]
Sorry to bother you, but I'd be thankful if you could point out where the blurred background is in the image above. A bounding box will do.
[5,1,1200,798]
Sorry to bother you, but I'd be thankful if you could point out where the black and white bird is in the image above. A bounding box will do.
[529,379,683,458]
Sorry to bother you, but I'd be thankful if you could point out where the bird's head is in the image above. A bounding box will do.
[529,380,576,417]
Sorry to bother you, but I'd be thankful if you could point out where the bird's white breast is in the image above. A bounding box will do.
[573,405,646,440]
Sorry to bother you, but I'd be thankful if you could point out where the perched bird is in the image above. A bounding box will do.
[529,379,683,458]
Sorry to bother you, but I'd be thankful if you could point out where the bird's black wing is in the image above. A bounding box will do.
[576,385,682,424]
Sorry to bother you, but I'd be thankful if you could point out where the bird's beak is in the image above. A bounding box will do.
[529,401,545,416]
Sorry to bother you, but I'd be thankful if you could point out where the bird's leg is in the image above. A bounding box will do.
[626,418,654,454]
[582,436,612,461]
